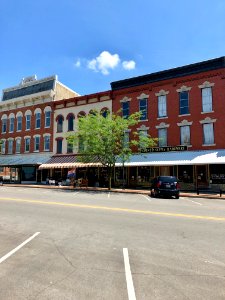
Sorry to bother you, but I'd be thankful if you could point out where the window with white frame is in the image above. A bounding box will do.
[44,135,50,151]
[2,119,7,133]
[56,139,63,154]
[35,113,41,129]
[34,136,40,151]
[139,98,148,120]
[26,115,31,130]
[9,117,14,132]
[57,115,64,132]
[180,125,190,145]
[158,95,167,118]
[8,139,13,154]
[45,111,51,128]
[158,128,167,147]
[122,102,129,119]
[67,140,73,153]
[1,140,6,154]
[202,87,212,113]
[203,123,214,145]
[16,139,21,153]
[25,138,30,152]
[17,116,22,131]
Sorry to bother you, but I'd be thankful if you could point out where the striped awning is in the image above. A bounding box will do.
[39,155,102,169]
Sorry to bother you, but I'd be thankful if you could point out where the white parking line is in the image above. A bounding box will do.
[123,248,136,300]
[186,199,202,206]
[140,194,151,202]
[0,232,40,264]
[108,192,110,198]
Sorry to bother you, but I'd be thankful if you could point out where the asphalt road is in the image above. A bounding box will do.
[0,186,225,300]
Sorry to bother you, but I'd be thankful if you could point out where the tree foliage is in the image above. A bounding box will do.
[67,111,157,189]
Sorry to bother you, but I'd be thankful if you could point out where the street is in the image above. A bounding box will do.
[0,186,225,300]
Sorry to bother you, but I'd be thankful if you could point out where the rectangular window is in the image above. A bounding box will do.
[139,99,148,120]
[2,119,7,133]
[158,128,167,147]
[26,115,31,130]
[16,139,21,153]
[122,102,129,119]
[57,139,63,154]
[1,141,6,154]
[67,141,73,153]
[8,140,13,154]
[202,87,212,112]
[35,113,41,129]
[34,136,40,151]
[139,129,148,149]
[179,91,189,115]
[9,118,14,132]
[17,116,22,131]
[45,111,51,128]
[203,123,214,145]
[44,136,50,151]
[158,95,167,118]
[180,126,190,145]
[123,131,130,149]
[25,138,30,152]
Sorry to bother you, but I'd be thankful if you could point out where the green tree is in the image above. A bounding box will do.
[67,111,157,190]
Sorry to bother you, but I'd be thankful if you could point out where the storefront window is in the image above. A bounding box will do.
[22,166,36,181]
[178,165,193,183]
[210,164,225,184]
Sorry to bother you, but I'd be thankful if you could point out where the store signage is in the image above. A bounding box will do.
[142,145,188,153]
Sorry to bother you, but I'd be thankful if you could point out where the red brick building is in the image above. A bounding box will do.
[111,57,225,190]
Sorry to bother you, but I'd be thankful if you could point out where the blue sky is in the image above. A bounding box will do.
[1,0,225,96]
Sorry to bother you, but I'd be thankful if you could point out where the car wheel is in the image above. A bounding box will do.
[176,195,179,199]
[150,190,155,197]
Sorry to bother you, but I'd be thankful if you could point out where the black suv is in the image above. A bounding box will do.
[150,176,180,199]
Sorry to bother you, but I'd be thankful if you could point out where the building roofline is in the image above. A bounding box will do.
[110,56,225,91]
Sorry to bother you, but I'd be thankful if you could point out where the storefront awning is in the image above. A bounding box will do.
[0,153,52,166]
[116,149,225,167]
[39,155,102,169]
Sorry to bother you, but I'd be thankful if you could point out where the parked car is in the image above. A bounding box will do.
[150,176,180,199]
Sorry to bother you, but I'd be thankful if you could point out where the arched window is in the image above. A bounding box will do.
[101,108,110,118]
[56,115,64,133]
[67,113,75,131]
[56,137,63,154]
[77,111,86,118]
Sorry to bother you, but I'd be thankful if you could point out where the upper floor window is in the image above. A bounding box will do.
[34,136,40,151]
[179,91,189,115]
[158,95,167,118]
[139,99,148,120]
[202,87,212,113]
[122,102,129,119]
[44,135,50,151]
[158,128,167,147]
[25,138,30,152]
[56,115,64,133]
[8,139,13,154]
[1,140,6,154]
[203,123,214,145]
[101,108,110,118]
[26,115,31,130]
[9,117,14,132]
[17,116,22,131]
[180,125,190,145]
[45,111,51,128]
[35,113,41,129]
[56,138,63,154]
[123,131,130,149]
[67,140,73,153]
[2,119,7,133]
[67,114,75,131]
[16,139,21,153]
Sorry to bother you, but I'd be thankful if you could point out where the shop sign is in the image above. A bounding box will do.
[142,145,188,153]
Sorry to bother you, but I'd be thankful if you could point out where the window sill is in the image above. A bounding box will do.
[16,130,22,132]
[178,114,191,117]
[157,116,168,120]
[67,130,74,132]
[202,144,216,147]
[33,150,40,153]
[201,111,214,114]
[25,129,31,131]
[35,128,41,130]
[24,151,30,153]
[15,151,21,154]
[138,119,148,122]
[44,149,50,152]
[45,126,50,128]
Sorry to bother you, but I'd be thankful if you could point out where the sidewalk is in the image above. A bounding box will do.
[2,183,225,200]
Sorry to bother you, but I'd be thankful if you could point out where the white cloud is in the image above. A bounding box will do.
[122,60,136,70]
[74,59,81,68]
[87,51,120,75]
